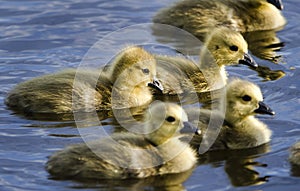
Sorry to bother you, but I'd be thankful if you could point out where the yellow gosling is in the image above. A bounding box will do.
[5,46,163,114]
[153,0,286,40]
[289,142,300,166]
[46,102,198,180]
[156,27,257,95]
[188,78,275,150]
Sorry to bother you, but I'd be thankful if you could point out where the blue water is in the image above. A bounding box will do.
[0,0,300,190]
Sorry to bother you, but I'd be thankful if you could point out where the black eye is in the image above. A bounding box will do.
[165,116,176,123]
[229,45,239,52]
[242,95,252,102]
[142,68,150,75]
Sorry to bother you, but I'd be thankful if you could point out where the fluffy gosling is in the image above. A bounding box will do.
[5,46,163,114]
[188,78,275,150]
[153,0,286,40]
[46,102,199,180]
[289,142,300,166]
[156,27,257,95]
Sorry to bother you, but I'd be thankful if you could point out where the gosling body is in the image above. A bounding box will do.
[154,0,286,40]
[46,102,198,180]
[5,46,162,114]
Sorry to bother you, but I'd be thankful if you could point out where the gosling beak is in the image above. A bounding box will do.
[239,53,258,68]
[148,76,164,93]
[254,101,275,115]
[181,122,201,135]
[267,0,284,10]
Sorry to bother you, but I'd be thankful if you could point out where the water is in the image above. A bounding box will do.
[0,0,300,190]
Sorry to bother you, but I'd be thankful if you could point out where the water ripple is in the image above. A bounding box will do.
[0,0,299,190]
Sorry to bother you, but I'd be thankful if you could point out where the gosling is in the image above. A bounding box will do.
[156,27,257,95]
[46,102,198,180]
[5,46,163,114]
[289,142,300,166]
[153,0,286,40]
[188,78,275,150]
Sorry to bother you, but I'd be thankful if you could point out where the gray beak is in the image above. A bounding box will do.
[239,53,258,68]
[267,0,284,10]
[254,101,275,115]
[181,122,201,135]
[148,76,164,93]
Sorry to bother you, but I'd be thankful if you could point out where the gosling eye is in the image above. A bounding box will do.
[229,45,239,52]
[242,95,252,102]
[142,68,150,75]
[165,116,176,123]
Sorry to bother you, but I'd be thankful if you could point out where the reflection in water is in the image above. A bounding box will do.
[0,0,299,190]
[8,110,76,121]
[69,168,194,191]
[290,164,300,177]
[7,105,113,122]
[15,109,113,125]
[198,143,270,163]
[289,141,300,177]
[254,65,285,81]
[225,158,269,187]
[243,28,285,63]
[198,144,270,187]
[243,28,287,81]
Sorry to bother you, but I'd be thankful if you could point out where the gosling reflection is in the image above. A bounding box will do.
[289,142,300,177]
[254,65,285,81]
[71,169,194,191]
[225,157,269,187]
[126,169,194,191]
[290,164,300,177]
[198,144,270,187]
[243,29,285,63]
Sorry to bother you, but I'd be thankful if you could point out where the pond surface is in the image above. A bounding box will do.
[0,0,300,190]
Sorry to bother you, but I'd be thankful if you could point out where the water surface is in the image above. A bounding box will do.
[1,0,300,190]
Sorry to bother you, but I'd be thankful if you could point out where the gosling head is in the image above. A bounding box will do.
[203,27,257,68]
[109,46,163,93]
[225,79,275,123]
[144,102,199,146]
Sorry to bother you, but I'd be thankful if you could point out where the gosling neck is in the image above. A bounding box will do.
[111,83,152,109]
[199,48,227,89]
[225,112,256,128]
[146,133,171,146]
